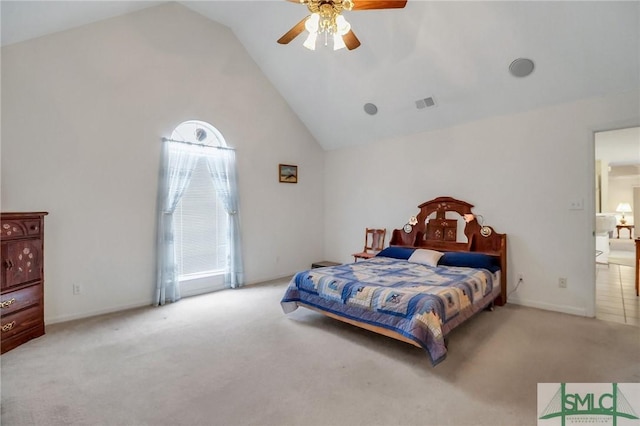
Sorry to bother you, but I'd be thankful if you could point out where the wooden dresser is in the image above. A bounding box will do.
[1,212,48,354]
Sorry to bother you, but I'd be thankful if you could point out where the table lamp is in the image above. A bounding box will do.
[616,202,632,225]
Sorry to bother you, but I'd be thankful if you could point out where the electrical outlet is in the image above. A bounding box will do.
[73,284,82,295]
[558,277,567,288]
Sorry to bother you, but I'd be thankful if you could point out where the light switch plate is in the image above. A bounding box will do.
[569,198,584,210]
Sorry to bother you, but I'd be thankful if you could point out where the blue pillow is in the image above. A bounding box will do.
[376,246,416,260]
[438,252,501,273]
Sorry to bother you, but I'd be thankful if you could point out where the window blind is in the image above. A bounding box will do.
[173,158,228,279]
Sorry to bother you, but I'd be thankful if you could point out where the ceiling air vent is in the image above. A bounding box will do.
[416,96,436,109]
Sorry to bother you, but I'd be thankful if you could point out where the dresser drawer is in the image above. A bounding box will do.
[1,304,43,340]
[0,284,42,316]
[0,217,42,240]
[24,220,42,236]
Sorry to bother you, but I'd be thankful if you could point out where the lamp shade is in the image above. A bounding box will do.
[616,203,632,213]
[303,32,317,50]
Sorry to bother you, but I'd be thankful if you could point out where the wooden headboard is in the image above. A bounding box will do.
[389,196,508,305]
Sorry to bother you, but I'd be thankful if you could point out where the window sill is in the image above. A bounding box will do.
[179,272,225,297]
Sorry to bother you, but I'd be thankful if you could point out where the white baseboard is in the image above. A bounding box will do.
[45,299,152,325]
[245,273,293,286]
[44,274,294,325]
[507,297,591,317]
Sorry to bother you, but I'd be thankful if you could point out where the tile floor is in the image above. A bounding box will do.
[596,260,639,327]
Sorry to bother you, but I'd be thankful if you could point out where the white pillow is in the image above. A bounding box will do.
[407,249,443,267]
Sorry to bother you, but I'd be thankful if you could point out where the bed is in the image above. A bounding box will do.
[280,196,507,365]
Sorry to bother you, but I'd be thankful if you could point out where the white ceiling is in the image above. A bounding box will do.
[2,1,639,150]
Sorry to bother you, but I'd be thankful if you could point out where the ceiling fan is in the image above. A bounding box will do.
[277,0,408,51]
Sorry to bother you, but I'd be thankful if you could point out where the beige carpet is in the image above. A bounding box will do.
[1,279,639,426]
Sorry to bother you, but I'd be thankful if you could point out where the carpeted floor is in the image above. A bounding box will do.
[1,278,639,426]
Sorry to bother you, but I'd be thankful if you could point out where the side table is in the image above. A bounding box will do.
[311,261,340,269]
[616,224,634,239]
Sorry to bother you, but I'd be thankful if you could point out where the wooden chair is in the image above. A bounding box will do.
[353,228,386,262]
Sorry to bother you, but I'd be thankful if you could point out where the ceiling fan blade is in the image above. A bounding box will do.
[352,0,407,10]
[343,30,361,50]
[277,16,309,45]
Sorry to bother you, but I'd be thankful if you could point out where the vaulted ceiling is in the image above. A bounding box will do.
[2,1,639,150]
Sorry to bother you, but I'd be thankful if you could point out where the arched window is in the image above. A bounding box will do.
[155,120,243,305]
[171,120,227,149]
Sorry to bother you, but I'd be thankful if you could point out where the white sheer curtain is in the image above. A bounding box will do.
[155,138,245,305]
[204,148,244,288]
[155,141,200,305]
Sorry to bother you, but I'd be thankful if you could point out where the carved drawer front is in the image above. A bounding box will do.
[0,304,42,339]
[24,220,42,236]
[1,221,27,239]
[0,219,42,240]
[0,285,42,317]
[1,240,43,291]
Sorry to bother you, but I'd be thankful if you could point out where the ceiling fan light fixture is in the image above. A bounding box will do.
[278,0,406,51]
[303,32,317,50]
[333,33,346,50]
[335,14,351,35]
[305,13,320,33]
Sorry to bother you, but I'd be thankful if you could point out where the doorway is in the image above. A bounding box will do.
[594,127,640,326]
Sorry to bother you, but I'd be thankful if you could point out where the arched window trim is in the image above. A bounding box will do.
[170,120,228,148]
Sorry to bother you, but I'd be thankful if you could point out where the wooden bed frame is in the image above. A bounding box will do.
[297,196,508,350]
[388,196,508,306]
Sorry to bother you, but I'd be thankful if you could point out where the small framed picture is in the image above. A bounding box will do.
[279,164,298,183]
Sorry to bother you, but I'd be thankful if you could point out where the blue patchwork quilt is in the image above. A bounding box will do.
[280,256,500,365]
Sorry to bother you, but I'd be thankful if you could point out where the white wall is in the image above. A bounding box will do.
[1,3,325,323]
[324,91,640,317]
